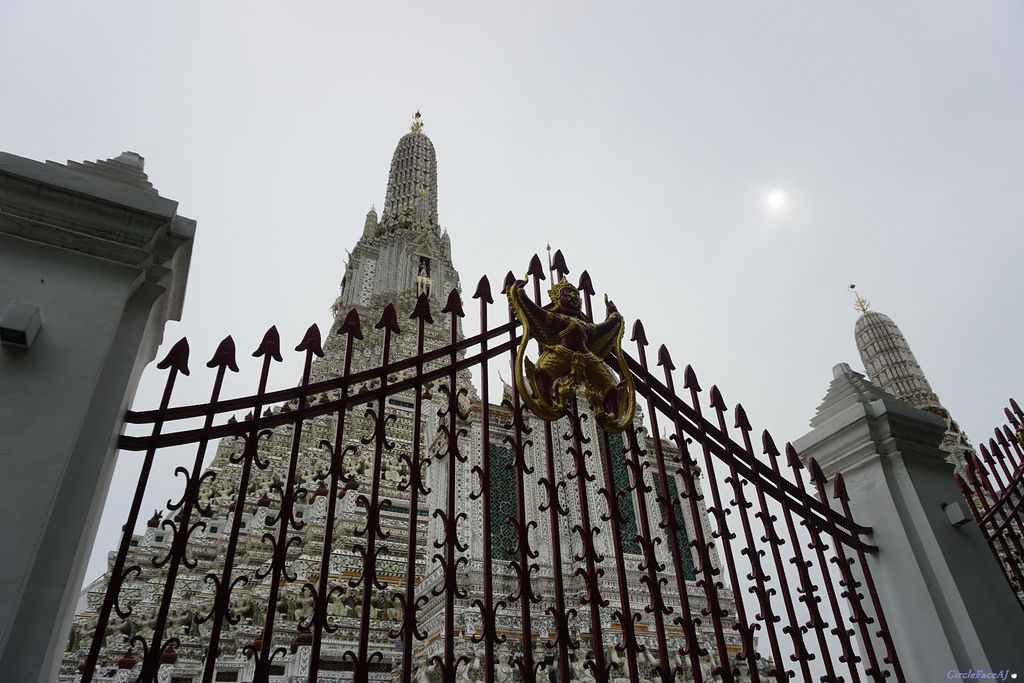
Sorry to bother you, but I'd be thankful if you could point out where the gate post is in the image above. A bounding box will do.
[0,151,194,681]
[793,363,1024,678]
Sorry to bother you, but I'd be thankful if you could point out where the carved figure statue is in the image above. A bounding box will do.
[232,595,264,626]
[387,595,403,621]
[413,659,438,683]
[495,656,514,683]
[66,623,82,651]
[508,276,634,433]
[637,647,658,683]
[571,648,595,682]
[167,606,201,637]
[295,595,315,626]
[276,594,297,621]
[416,259,432,296]
[607,646,629,683]
[462,611,478,638]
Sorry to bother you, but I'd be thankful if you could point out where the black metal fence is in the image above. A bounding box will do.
[956,399,1024,609]
[70,255,904,682]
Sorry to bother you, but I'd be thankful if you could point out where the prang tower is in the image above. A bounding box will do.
[852,291,973,468]
[65,115,736,682]
[318,112,461,382]
[64,113,471,681]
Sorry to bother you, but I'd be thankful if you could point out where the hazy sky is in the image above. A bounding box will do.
[3,2,1022,584]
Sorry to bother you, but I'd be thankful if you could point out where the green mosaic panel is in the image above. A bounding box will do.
[605,433,642,555]
[356,499,427,516]
[489,444,517,561]
[654,474,696,580]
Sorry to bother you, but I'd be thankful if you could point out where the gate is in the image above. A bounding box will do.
[68,253,904,682]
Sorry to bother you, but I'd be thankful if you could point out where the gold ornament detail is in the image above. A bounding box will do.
[508,275,635,433]
[849,284,870,313]
[410,111,423,132]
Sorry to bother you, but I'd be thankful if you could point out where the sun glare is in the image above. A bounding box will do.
[764,189,788,213]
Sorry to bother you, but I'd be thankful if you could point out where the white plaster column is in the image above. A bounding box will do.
[793,363,1024,679]
[0,151,194,680]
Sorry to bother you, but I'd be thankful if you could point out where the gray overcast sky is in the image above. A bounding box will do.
[3,2,1022,584]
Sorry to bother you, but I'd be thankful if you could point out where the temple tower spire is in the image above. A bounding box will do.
[852,293,973,467]
[381,112,438,230]
[854,302,942,412]
[333,115,458,312]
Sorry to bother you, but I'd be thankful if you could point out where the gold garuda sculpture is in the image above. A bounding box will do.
[507,275,635,433]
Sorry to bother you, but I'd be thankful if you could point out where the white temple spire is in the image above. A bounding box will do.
[381,113,438,228]
[854,301,973,467]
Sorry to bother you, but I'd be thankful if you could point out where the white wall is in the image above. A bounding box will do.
[0,152,194,680]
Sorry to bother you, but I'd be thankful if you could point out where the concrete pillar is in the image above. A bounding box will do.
[0,151,194,680]
[793,363,1024,679]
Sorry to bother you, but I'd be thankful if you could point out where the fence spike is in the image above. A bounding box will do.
[442,288,465,317]
[252,326,283,361]
[969,451,989,476]
[295,323,324,357]
[375,303,401,333]
[1010,398,1023,421]
[980,442,993,463]
[577,269,595,296]
[833,472,851,502]
[410,293,433,324]
[1000,425,1024,468]
[338,308,363,339]
[631,319,648,345]
[501,270,516,294]
[785,443,803,470]
[761,430,780,459]
[656,344,675,371]
[683,365,701,392]
[808,458,828,486]
[552,249,569,278]
[527,253,546,281]
[708,385,727,410]
[954,472,972,496]
[157,337,191,375]
[206,336,238,372]
[472,275,493,304]
[734,403,752,432]
[1003,424,1020,444]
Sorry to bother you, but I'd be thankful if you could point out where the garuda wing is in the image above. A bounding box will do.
[507,278,565,421]
[507,280,560,348]
[588,313,625,361]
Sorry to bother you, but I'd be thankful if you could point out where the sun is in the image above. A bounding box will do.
[764,189,788,213]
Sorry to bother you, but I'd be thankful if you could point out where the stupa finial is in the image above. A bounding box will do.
[849,284,870,313]
[410,111,423,132]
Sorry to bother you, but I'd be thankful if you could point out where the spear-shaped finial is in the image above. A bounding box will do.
[849,284,870,313]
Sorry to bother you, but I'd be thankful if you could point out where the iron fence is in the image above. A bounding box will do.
[67,254,904,683]
[956,398,1024,608]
